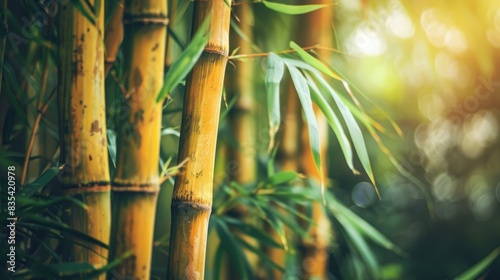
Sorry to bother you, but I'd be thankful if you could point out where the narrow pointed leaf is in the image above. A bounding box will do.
[286,64,322,185]
[305,73,355,172]
[312,71,377,194]
[264,170,298,186]
[290,41,342,80]
[327,193,405,256]
[338,215,380,278]
[455,247,500,280]
[156,16,211,102]
[263,1,332,15]
[265,53,285,151]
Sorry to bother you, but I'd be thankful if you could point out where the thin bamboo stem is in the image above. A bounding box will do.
[104,0,124,75]
[57,0,110,277]
[108,0,167,278]
[225,3,259,278]
[167,0,231,278]
[296,1,333,279]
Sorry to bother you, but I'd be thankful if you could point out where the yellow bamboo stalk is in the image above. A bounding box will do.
[263,85,302,280]
[57,0,110,277]
[167,0,231,278]
[296,1,333,279]
[225,3,259,278]
[104,0,124,75]
[107,0,167,278]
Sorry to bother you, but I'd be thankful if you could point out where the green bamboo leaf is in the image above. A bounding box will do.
[261,186,317,201]
[338,215,380,279]
[327,193,405,256]
[222,216,282,248]
[156,16,211,102]
[19,166,59,198]
[265,53,285,152]
[19,216,108,249]
[107,129,117,168]
[455,247,500,280]
[305,73,355,173]
[214,218,253,280]
[264,170,298,186]
[261,207,289,249]
[286,64,322,187]
[3,64,29,126]
[262,1,332,15]
[311,71,378,195]
[235,234,285,272]
[328,63,403,137]
[213,243,224,280]
[18,196,87,214]
[289,41,342,80]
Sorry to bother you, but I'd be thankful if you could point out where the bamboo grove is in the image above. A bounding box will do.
[0,0,410,279]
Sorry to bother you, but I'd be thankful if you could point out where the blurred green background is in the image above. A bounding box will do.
[325,0,500,279]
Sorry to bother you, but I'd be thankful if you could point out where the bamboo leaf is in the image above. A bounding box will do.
[289,41,342,80]
[235,234,285,272]
[19,166,59,198]
[312,71,378,195]
[264,53,284,152]
[264,170,298,186]
[156,16,211,102]
[286,64,322,188]
[213,243,224,280]
[338,215,380,278]
[20,216,109,249]
[261,207,289,249]
[327,193,405,256]
[305,73,355,173]
[455,247,500,280]
[328,63,403,137]
[214,218,253,280]
[262,1,332,15]
[3,65,29,126]
[222,216,282,248]
[107,129,117,168]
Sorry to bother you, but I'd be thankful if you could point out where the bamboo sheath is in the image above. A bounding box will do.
[167,0,231,279]
[108,0,167,278]
[57,0,110,277]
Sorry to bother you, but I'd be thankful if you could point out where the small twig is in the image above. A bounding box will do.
[20,88,57,187]
[110,69,129,97]
[159,157,189,185]
[228,45,347,60]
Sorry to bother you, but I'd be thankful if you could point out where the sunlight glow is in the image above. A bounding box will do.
[348,23,387,55]
[386,10,414,39]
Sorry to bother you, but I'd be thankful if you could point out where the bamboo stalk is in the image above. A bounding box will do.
[296,2,333,279]
[57,0,110,277]
[225,3,259,278]
[104,0,124,75]
[107,0,167,278]
[265,84,302,280]
[167,0,231,278]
